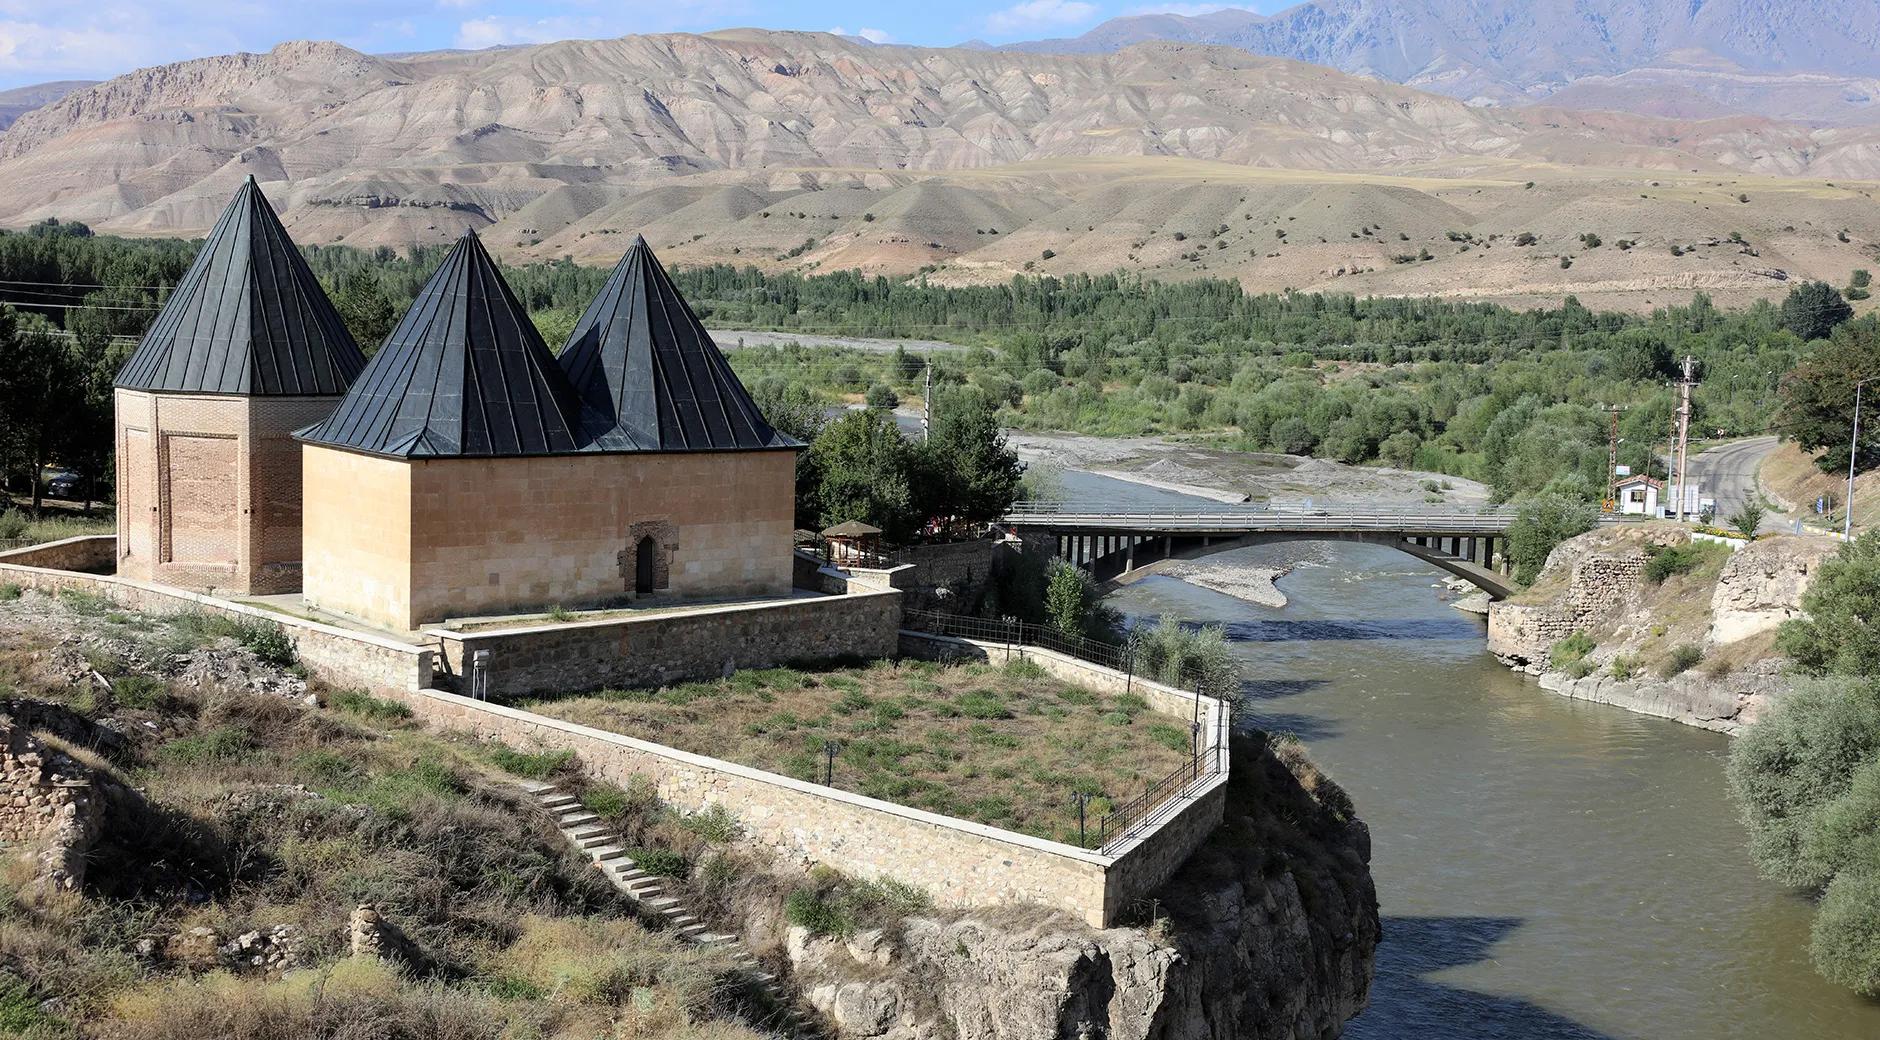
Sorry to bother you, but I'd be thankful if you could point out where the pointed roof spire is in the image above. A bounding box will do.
[298,229,584,458]
[115,177,366,395]
[559,236,797,453]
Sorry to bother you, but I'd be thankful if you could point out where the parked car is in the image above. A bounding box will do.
[43,470,81,500]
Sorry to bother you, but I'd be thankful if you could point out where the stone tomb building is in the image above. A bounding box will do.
[112,177,367,594]
[298,233,799,631]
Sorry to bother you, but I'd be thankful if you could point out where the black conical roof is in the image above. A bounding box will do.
[560,236,798,453]
[297,230,584,458]
[116,176,366,395]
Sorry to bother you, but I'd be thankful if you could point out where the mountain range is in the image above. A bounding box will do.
[0,30,1876,311]
[1002,0,1880,123]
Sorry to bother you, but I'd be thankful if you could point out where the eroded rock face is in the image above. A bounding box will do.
[1707,537,1837,646]
[778,735,1378,1040]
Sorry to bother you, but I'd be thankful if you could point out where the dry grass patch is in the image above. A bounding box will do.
[521,659,1196,843]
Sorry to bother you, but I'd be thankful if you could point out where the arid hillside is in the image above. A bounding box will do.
[3,30,1880,308]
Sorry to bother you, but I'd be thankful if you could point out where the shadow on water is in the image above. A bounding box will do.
[1220,617,1484,643]
[1237,711,1343,741]
[1350,917,1622,1040]
[1237,677,1330,701]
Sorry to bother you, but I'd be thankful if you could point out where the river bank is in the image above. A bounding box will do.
[1484,522,1835,735]
[1106,540,1880,1039]
[1007,434,1492,509]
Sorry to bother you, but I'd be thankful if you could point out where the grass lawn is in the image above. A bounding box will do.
[520,658,1200,844]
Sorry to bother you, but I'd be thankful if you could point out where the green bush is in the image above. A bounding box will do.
[1506,493,1598,586]
[0,583,20,602]
[1812,866,1880,995]
[680,804,741,843]
[1805,758,1880,878]
[487,746,575,779]
[0,971,59,1033]
[160,726,253,764]
[167,611,296,666]
[1644,543,1708,584]
[1726,677,1880,889]
[1128,616,1239,695]
[110,674,167,710]
[1609,654,1639,681]
[1778,533,1880,677]
[1550,631,1596,669]
[627,847,689,878]
[1659,643,1703,678]
[784,888,852,937]
[328,689,413,722]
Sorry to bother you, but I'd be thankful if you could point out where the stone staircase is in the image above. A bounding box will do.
[518,780,812,1036]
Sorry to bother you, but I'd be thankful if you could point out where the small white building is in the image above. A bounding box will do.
[1614,474,1661,516]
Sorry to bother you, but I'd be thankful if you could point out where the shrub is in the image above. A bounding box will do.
[1550,631,1596,669]
[1128,616,1239,695]
[1728,501,1765,540]
[0,583,20,602]
[168,612,296,666]
[785,888,851,936]
[487,746,575,779]
[627,847,688,878]
[1659,643,1703,678]
[1644,543,1707,584]
[679,803,741,843]
[328,689,413,722]
[110,674,167,710]
[1778,533,1880,677]
[58,587,110,616]
[160,726,253,764]
[1727,677,1880,888]
[1506,493,1598,586]
[1609,654,1639,681]
[1812,866,1880,995]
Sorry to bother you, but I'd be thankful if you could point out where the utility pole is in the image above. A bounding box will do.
[922,362,933,444]
[1674,356,1697,522]
[1849,377,1872,540]
[1605,405,1622,513]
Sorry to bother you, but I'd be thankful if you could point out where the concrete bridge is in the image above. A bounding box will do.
[1002,505,1523,599]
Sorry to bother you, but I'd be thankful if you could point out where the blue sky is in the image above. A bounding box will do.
[0,1,1287,88]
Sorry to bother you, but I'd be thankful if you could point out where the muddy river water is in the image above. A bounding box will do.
[1072,469,1879,1038]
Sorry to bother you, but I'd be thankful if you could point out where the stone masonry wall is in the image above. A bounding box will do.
[430,590,903,698]
[0,721,101,891]
[380,685,1116,924]
[0,535,117,573]
[0,561,431,695]
[1487,547,1651,672]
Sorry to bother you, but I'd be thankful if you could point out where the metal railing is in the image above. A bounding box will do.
[1090,740,1225,851]
[901,607,1233,852]
[1002,504,1519,532]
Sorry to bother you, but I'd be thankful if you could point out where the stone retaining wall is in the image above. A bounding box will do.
[0,721,102,891]
[427,590,903,699]
[379,681,1223,928]
[0,535,117,574]
[0,560,431,695]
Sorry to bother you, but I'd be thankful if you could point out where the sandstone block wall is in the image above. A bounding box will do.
[116,390,338,595]
[1708,535,1839,646]
[895,539,1004,612]
[0,535,117,573]
[303,446,796,630]
[430,590,902,698]
[382,681,1223,928]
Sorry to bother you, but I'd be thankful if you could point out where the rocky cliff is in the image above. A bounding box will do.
[1486,523,1835,732]
[721,732,1377,1040]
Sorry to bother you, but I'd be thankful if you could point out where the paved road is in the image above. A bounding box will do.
[1678,435,1783,531]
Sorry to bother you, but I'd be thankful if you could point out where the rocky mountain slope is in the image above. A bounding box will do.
[1004,0,1880,122]
[4,31,1880,308]
[0,80,96,131]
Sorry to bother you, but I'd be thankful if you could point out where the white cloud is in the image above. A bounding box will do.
[983,0,1099,36]
[454,14,595,48]
[827,25,892,44]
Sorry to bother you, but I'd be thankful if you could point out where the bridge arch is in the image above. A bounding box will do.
[1091,530,1517,599]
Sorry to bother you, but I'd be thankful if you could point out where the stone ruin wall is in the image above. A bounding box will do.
[0,720,102,891]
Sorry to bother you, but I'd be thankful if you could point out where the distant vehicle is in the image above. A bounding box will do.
[43,470,81,500]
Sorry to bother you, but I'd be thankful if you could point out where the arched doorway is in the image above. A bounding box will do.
[635,535,658,594]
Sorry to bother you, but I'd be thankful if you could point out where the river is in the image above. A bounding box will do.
[1071,472,1879,1039]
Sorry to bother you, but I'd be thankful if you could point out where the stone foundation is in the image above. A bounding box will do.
[0,721,102,891]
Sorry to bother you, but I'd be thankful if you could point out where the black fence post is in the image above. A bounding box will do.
[1074,791,1089,848]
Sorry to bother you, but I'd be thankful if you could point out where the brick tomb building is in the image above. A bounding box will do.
[298,232,800,631]
[112,177,367,594]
